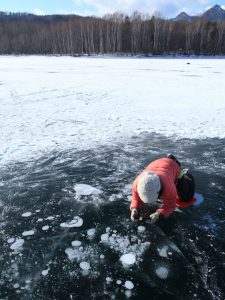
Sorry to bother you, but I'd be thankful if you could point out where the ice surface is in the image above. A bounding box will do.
[1,56,224,299]
[60,216,83,228]
[122,184,132,195]
[155,266,169,279]
[10,239,24,250]
[120,253,136,266]
[125,280,134,290]
[1,56,225,165]
[74,184,103,196]
[22,230,35,236]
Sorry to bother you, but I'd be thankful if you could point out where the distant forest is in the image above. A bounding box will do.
[0,11,225,55]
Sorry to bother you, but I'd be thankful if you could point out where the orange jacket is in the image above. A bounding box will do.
[130,158,180,219]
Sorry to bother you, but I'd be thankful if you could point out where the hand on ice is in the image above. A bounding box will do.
[131,208,142,221]
[149,211,160,224]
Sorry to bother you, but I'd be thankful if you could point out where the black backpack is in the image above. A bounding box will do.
[176,172,195,202]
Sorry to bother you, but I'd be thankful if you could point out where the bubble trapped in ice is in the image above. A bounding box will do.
[155,266,169,279]
[60,216,83,228]
[22,212,32,217]
[120,253,136,266]
[137,226,146,233]
[79,261,90,271]
[10,239,24,250]
[71,240,82,247]
[125,280,134,290]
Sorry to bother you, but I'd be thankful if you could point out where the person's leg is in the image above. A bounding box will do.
[176,173,195,202]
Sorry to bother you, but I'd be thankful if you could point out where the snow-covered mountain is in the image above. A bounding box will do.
[174,12,196,21]
[202,4,225,21]
[174,4,225,21]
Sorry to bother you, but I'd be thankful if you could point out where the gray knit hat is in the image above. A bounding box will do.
[137,171,161,204]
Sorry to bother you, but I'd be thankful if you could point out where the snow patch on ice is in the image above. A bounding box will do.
[1,57,225,166]
[74,184,103,196]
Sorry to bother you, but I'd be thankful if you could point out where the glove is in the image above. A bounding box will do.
[131,208,140,221]
[179,168,188,179]
[149,211,160,224]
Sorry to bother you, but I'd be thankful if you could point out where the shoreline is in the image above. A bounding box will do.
[1,53,225,59]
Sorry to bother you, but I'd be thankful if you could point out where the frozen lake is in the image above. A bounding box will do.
[0,57,225,299]
[0,56,225,165]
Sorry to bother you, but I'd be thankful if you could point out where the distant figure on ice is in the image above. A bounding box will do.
[130,154,195,224]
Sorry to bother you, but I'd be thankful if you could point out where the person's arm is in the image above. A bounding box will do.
[130,178,143,221]
[130,178,143,210]
[156,196,176,219]
[156,187,177,219]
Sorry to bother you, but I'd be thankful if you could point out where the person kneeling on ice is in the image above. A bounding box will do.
[130,154,195,224]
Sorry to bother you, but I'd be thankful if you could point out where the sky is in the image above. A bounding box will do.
[0,0,225,18]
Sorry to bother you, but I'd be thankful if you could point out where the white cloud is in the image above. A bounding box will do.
[72,0,179,17]
[33,8,45,16]
[57,9,72,15]
[72,0,221,17]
